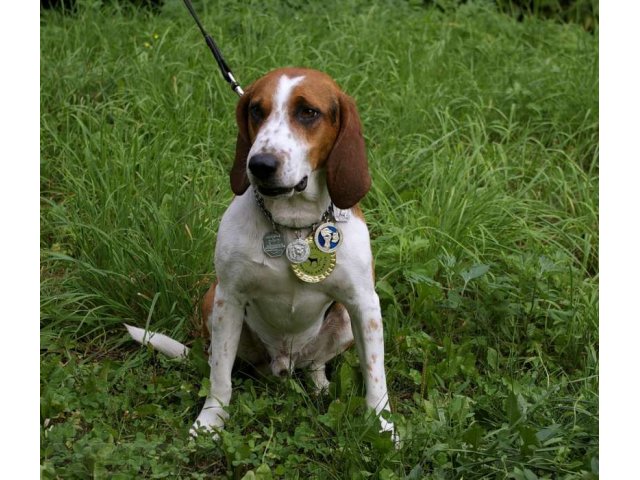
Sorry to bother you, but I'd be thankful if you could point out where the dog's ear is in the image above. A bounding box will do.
[230,89,252,195]
[326,93,371,209]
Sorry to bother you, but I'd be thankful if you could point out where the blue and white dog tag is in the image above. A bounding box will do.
[314,222,343,253]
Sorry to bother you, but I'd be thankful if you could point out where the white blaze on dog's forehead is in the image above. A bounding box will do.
[253,74,305,142]
[273,75,304,113]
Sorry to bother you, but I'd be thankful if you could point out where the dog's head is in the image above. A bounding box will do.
[230,68,370,209]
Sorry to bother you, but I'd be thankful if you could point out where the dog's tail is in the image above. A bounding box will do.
[124,324,189,359]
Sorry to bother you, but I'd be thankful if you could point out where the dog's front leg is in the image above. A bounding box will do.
[344,287,396,439]
[190,284,244,438]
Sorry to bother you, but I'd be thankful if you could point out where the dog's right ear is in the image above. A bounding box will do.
[230,89,252,195]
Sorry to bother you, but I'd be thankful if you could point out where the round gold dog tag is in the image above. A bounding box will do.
[291,237,336,283]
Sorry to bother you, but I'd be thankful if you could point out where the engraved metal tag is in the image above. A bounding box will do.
[291,237,336,283]
[262,231,286,258]
[333,207,351,223]
[314,222,343,253]
[285,238,311,264]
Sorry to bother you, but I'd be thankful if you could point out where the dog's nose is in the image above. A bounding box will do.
[248,153,279,180]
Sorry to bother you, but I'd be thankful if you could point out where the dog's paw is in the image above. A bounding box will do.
[313,382,330,396]
[189,423,221,442]
[189,406,228,440]
[311,376,330,395]
[308,365,330,395]
[379,417,401,448]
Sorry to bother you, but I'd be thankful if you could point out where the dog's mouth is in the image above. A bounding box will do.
[294,176,308,192]
[257,176,308,197]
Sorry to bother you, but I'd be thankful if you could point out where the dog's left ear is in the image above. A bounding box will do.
[230,89,252,195]
[326,93,371,209]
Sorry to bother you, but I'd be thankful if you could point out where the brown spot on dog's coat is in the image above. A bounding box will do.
[199,282,217,338]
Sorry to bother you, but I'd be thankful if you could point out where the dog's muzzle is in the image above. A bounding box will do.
[248,153,308,196]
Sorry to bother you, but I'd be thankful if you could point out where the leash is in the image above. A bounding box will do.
[182,1,343,283]
[183,0,244,97]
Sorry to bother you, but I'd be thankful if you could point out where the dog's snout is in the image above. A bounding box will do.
[248,153,279,180]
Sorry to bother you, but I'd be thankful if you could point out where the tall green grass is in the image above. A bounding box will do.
[41,1,598,478]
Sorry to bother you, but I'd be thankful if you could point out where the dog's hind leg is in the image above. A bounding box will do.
[298,302,354,393]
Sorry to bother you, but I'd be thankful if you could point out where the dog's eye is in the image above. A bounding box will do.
[249,104,264,123]
[297,107,320,123]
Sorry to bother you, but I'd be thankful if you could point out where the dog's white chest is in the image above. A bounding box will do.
[232,256,334,356]
[214,194,342,349]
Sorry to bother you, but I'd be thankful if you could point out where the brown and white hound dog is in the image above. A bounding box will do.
[127,67,395,440]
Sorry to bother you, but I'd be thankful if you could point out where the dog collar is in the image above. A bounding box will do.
[253,188,346,282]
[253,187,335,233]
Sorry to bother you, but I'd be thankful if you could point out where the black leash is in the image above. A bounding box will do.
[183,0,244,97]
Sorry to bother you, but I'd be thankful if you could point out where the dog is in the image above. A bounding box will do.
[126,67,395,440]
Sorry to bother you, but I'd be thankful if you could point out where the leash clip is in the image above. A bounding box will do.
[183,0,244,97]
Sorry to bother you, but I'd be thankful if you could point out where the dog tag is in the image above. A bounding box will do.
[314,222,343,254]
[291,237,336,283]
[262,231,286,257]
[286,238,311,264]
[333,207,351,223]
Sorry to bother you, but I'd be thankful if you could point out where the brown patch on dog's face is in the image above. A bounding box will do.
[245,75,277,142]
[284,72,342,170]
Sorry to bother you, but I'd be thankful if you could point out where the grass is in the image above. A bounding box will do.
[40,0,598,478]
